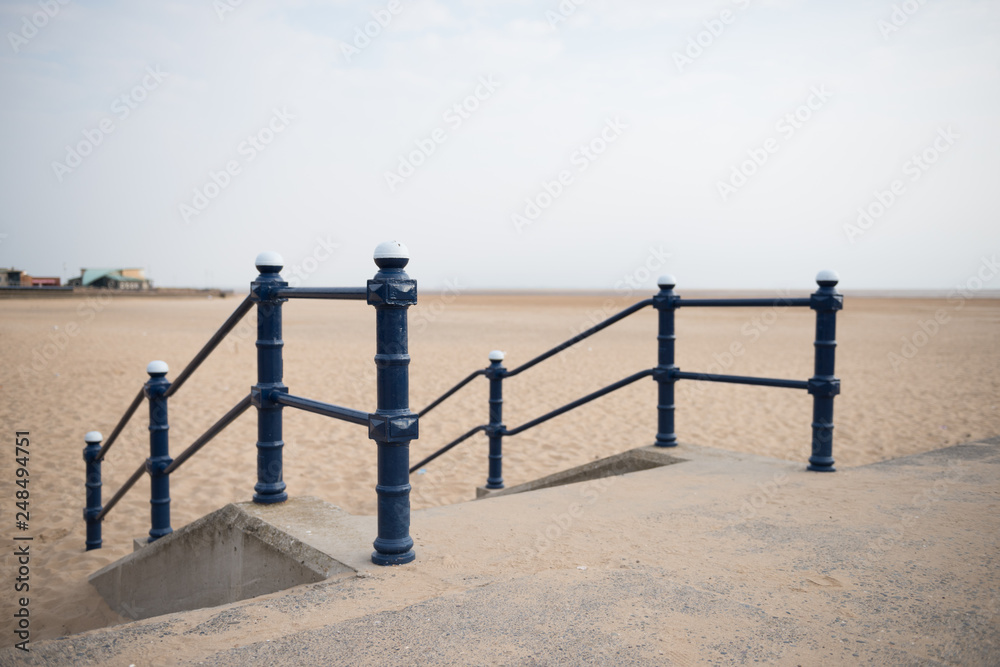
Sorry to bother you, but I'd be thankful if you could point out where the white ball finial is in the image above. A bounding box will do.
[373,240,410,269]
[816,269,839,286]
[85,431,103,443]
[657,274,676,289]
[489,350,505,362]
[255,251,284,273]
[146,360,169,375]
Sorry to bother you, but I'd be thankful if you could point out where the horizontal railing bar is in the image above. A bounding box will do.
[96,387,146,462]
[503,368,655,437]
[678,297,812,308]
[164,394,254,475]
[410,425,487,473]
[673,370,809,390]
[95,461,147,523]
[275,286,367,300]
[165,295,255,398]
[274,392,369,425]
[418,369,487,418]
[506,299,654,378]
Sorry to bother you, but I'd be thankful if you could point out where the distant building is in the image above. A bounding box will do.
[30,276,61,287]
[69,268,152,290]
[0,268,25,286]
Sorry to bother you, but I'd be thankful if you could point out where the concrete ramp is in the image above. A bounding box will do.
[90,498,359,621]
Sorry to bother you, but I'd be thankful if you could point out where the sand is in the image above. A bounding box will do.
[0,292,998,646]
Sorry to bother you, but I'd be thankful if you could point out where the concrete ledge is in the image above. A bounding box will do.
[476,444,685,499]
[90,499,355,621]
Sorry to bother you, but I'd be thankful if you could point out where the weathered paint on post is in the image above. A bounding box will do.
[807,270,843,472]
[83,431,103,550]
[145,361,173,542]
[653,275,679,447]
[485,350,506,489]
[251,252,289,504]
[367,241,418,565]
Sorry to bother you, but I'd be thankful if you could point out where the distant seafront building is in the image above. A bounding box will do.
[0,268,61,287]
[69,268,151,290]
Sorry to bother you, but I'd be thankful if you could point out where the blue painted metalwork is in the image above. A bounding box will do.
[250,253,288,504]
[275,286,368,300]
[95,387,145,462]
[807,272,843,472]
[82,432,103,551]
[274,392,370,425]
[410,425,486,473]
[653,275,678,447]
[485,352,506,489]
[677,297,812,308]
[144,362,173,542]
[367,243,418,566]
[672,371,809,390]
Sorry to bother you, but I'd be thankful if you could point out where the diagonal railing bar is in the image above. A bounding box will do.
[672,371,809,391]
[165,295,254,399]
[274,392,369,426]
[418,369,487,418]
[95,460,147,523]
[410,424,487,473]
[505,298,654,378]
[96,387,146,462]
[164,394,254,475]
[502,368,655,437]
[275,286,367,300]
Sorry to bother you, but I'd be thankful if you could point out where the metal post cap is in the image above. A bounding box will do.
[657,274,676,289]
[84,431,103,443]
[146,360,169,375]
[816,269,840,286]
[489,350,505,362]
[255,251,284,273]
[373,241,409,269]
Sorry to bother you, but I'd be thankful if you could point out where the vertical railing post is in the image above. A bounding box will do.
[653,275,679,447]
[145,360,173,542]
[807,270,843,472]
[367,240,418,566]
[251,252,289,503]
[82,431,103,550]
[484,350,506,489]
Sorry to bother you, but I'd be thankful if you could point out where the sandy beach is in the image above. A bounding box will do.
[1,292,998,646]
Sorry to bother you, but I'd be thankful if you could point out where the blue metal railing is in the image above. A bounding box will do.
[82,242,418,566]
[410,271,843,487]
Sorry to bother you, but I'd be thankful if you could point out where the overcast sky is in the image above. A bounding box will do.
[1,0,997,291]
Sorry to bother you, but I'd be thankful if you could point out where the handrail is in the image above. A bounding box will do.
[95,461,147,523]
[672,371,809,391]
[502,368,655,437]
[275,286,367,300]
[677,297,811,308]
[418,369,486,418]
[164,394,254,475]
[410,424,487,473]
[165,295,254,399]
[274,392,369,426]
[505,298,653,377]
[96,387,146,461]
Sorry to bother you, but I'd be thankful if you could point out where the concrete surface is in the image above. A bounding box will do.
[89,502,354,621]
[4,436,998,666]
